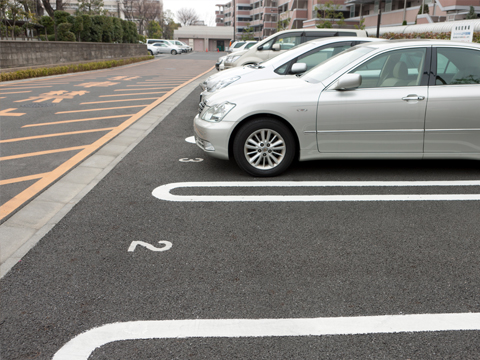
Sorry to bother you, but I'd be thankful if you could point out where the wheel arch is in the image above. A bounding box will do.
[228,113,300,161]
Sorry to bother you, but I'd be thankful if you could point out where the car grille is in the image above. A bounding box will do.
[198,100,207,114]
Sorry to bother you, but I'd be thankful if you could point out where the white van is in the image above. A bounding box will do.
[223,28,368,69]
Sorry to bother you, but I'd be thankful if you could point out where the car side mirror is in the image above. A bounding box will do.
[290,63,307,74]
[330,73,362,91]
[272,44,281,51]
[258,45,263,50]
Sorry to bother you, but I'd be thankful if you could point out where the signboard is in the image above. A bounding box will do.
[451,24,474,42]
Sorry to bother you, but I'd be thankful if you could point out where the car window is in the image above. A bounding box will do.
[302,46,376,83]
[350,48,427,88]
[234,42,245,48]
[275,43,354,75]
[296,43,352,71]
[435,48,480,85]
[263,33,302,51]
[274,34,302,50]
[245,42,256,49]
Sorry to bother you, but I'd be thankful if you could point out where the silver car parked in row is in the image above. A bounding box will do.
[194,40,480,176]
[152,42,181,55]
[200,37,385,103]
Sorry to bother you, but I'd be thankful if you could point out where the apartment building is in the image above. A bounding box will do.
[219,0,479,40]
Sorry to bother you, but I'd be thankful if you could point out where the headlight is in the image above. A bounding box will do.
[227,55,241,63]
[210,76,240,92]
[201,102,236,122]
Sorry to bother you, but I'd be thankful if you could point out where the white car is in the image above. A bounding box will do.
[147,43,160,55]
[194,40,480,176]
[152,42,182,55]
[200,37,385,102]
[228,41,257,53]
[171,40,192,52]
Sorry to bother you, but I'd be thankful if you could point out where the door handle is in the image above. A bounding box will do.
[402,94,425,101]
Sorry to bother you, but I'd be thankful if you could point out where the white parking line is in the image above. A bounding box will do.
[152,181,480,202]
[53,313,480,359]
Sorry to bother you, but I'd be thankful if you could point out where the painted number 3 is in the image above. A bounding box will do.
[179,158,203,162]
[128,241,172,252]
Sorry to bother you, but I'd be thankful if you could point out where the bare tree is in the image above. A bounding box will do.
[176,7,198,26]
[123,0,162,35]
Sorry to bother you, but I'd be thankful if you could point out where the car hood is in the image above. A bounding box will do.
[228,49,249,58]
[205,76,324,106]
[207,65,270,85]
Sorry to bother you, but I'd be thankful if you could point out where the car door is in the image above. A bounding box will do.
[424,46,480,153]
[316,47,430,154]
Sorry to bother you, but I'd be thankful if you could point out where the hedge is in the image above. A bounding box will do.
[38,11,139,43]
[0,56,154,82]
[382,31,480,43]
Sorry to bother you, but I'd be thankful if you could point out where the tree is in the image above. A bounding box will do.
[315,1,345,28]
[466,6,477,20]
[241,22,254,40]
[147,20,161,38]
[122,0,162,35]
[161,9,179,39]
[76,0,106,15]
[176,7,198,26]
[354,18,365,30]
[277,10,290,31]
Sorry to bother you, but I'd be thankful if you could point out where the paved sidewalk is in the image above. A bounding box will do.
[0,70,213,278]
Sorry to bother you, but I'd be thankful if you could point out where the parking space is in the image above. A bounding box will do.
[1,71,479,358]
[0,55,215,222]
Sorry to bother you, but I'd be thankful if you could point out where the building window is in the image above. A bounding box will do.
[385,0,392,12]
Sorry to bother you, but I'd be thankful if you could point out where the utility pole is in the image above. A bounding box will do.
[233,0,236,41]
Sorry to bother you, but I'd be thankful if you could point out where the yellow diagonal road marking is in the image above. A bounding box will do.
[134,83,185,85]
[56,105,147,114]
[0,146,86,161]
[0,108,26,116]
[0,173,51,186]
[99,92,167,97]
[0,65,215,221]
[115,88,173,91]
[80,98,158,105]
[22,115,131,127]
[0,128,115,143]
[0,91,32,95]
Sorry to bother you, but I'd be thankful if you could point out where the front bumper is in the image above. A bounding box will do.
[193,114,235,160]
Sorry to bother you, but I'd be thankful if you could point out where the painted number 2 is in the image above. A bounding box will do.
[128,241,172,252]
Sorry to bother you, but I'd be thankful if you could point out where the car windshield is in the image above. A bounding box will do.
[258,42,315,68]
[302,46,376,83]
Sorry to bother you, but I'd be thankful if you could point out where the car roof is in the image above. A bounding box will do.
[354,38,480,50]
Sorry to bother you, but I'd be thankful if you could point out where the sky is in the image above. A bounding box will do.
[162,0,223,26]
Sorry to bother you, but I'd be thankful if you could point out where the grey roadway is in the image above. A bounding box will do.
[1,54,480,359]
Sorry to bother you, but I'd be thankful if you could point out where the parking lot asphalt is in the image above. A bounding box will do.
[1,53,480,359]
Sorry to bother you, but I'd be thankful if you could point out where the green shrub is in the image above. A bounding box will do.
[57,23,76,41]
[382,31,480,43]
[40,15,55,35]
[0,56,154,82]
[80,14,92,42]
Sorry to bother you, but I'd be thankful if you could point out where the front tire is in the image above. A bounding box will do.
[233,118,295,177]
[171,50,177,55]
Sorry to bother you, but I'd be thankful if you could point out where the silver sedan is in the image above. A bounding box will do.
[194,40,480,176]
[152,42,182,55]
[200,37,385,102]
